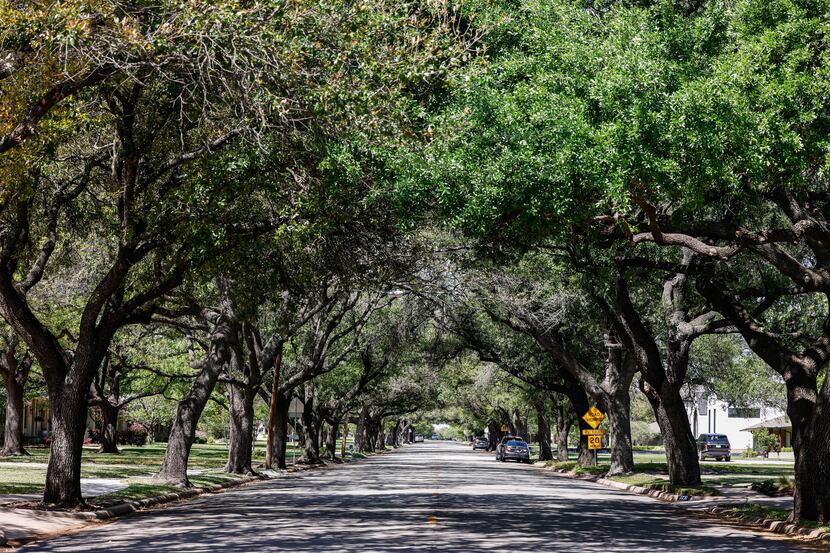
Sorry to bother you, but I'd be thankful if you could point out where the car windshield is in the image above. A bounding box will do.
[506,440,526,447]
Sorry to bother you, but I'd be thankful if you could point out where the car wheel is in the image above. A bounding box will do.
[725,456,731,462]
[715,456,722,462]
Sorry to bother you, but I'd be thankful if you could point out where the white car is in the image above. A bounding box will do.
[414,434,424,443]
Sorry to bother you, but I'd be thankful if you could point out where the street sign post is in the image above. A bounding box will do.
[500,424,508,433]
[582,406,606,467]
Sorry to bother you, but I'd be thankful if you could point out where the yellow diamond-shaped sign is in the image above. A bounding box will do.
[582,406,605,429]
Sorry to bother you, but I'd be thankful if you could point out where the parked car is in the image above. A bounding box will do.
[472,436,489,450]
[696,433,731,461]
[414,434,424,443]
[496,436,531,463]
[430,433,440,440]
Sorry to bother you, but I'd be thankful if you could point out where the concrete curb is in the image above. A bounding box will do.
[699,505,830,544]
[595,477,695,503]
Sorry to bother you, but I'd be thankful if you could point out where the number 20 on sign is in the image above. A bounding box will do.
[587,435,602,450]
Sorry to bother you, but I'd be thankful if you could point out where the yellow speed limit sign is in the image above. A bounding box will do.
[587,435,602,450]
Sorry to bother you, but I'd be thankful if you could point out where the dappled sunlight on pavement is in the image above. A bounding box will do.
[19,442,814,552]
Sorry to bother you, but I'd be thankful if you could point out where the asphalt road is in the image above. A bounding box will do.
[20,441,814,552]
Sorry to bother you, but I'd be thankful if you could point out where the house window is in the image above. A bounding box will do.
[727,407,761,418]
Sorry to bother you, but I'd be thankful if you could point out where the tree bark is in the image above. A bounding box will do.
[554,403,571,462]
[264,342,283,470]
[640,379,701,486]
[325,417,340,461]
[43,387,88,505]
[97,402,121,454]
[355,405,371,453]
[387,420,400,447]
[1,373,25,456]
[788,370,830,522]
[398,420,411,445]
[534,399,553,462]
[271,391,291,469]
[225,381,255,474]
[156,313,234,486]
[614,272,701,486]
[512,408,528,441]
[374,417,385,451]
[605,394,633,476]
[486,420,500,451]
[299,386,323,465]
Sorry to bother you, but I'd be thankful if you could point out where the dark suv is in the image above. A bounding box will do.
[472,436,489,450]
[696,433,731,461]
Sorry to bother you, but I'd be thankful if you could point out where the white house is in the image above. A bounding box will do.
[683,390,785,451]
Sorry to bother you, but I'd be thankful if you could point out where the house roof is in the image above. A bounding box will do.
[740,415,791,432]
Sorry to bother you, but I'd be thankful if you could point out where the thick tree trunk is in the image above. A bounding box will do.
[555,404,571,462]
[605,394,634,476]
[355,405,370,453]
[299,392,322,465]
[325,417,339,461]
[156,318,232,486]
[97,402,121,454]
[534,400,553,462]
[225,382,255,474]
[512,409,528,441]
[43,386,88,505]
[398,420,411,444]
[641,379,701,486]
[374,418,385,451]
[1,374,26,456]
[271,391,291,469]
[788,370,830,522]
[387,420,400,447]
[265,343,284,470]
[486,420,500,451]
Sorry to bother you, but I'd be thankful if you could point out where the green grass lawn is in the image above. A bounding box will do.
[0,441,307,468]
[0,441,303,498]
[535,450,795,496]
[0,439,362,499]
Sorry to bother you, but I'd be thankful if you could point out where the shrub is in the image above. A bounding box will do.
[194,430,209,444]
[751,429,780,457]
[117,423,149,446]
